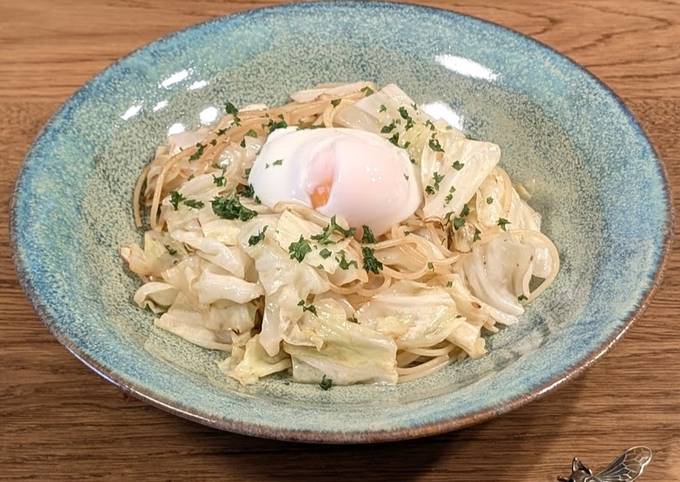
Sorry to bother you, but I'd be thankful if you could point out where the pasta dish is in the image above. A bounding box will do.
[121,82,559,387]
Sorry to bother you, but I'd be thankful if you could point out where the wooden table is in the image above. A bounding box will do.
[1,1,678,480]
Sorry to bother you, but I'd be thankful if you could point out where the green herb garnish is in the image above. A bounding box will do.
[518,294,528,302]
[238,184,255,198]
[473,227,482,241]
[165,245,177,256]
[212,173,225,186]
[288,236,312,262]
[319,374,333,390]
[245,129,258,137]
[379,104,387,113]
[331,99,341,107]
[498,218,511,231]
[362,246,383,274]
[189,143,205,161]
[311,216,356,245]
[453,217,466,230]
[319,248,332,259]
[460,203,470,217]
[225,101,240,125]
[429,136,444,152]
[452,160,464,170]
[432,172,444,192]
[361,225,376,244]
[272,159,283,166]
[336,250,358,270]
[268,118,288,132]
[486,196,493,204]
[211,194,257,221]
[360,86,374,96]
[444,186,456,205]
[297,299,318,315]
[170,191,185,210]
[248,226,267,246]
[380,122,396,133]
[182,198,204,209]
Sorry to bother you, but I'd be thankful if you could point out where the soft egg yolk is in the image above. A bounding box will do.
[310,182,332,208]
[306,144,336,209]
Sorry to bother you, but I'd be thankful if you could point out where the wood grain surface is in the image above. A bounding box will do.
[1,1,678,480]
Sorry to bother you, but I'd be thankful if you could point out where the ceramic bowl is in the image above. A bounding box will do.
[12,1,672,442]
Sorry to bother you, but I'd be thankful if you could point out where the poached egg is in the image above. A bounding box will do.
[248,127,421,235]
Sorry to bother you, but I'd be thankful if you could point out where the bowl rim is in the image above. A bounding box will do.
[11,0,675,443]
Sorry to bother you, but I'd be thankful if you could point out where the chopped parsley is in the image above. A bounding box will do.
[486,196,494,204]
[182,198,204,209]
[319,248,332,259]
[452,160,464,170]
[272,159,283,166]
[446,281,453,288]
[240,138,246,148]
[444,186,456,205]
[170,191,185,210]
[212,173,226,186]
[425,119,435,130]
[188,143,205,161]
[379,104,387,113]
[225,101,241,125]
[380,122,396,133]
[518,294,528,302]
[427,262,434,271]
[362,247,383,274]
[429,136,444,152]
[498,218,511,231]
[210,139,217,146]
[473,227,482,242]
[388,132,400,146]
[238,184,255,198]
[297,299,318,315]
[288,236,312,262]
[360,86,374,96]
[453,217,466,230]
[248,226,267,246]
[460,203,470,217]
[217,128,228,136]
[361,225,376,244]
[170,191,204,210]
[336,250,358,270]
[319,374,333,390]
[432,172,444,191]
[312,216,356,245]
[245,129,258,137]
[425,185,435,195]
[331,99,341,107]
[398,106,415,130]
[165,245,177,256]
[267,118,288,132]
[211,194,258,221]
[225,101,239,116]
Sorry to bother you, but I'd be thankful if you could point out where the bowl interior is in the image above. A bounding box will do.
[13,2,670,441]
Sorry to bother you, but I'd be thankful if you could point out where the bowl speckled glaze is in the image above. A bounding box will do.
[12,1,672,443]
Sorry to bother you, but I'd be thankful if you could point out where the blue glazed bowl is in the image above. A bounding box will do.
[12,1,672,443]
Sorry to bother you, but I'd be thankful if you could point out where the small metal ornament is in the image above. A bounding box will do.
[557,447,652,482]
